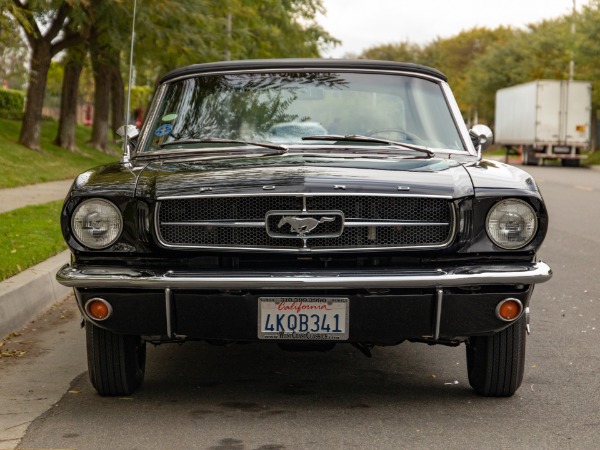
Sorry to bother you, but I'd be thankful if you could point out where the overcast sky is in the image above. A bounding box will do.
[318,0,589,57]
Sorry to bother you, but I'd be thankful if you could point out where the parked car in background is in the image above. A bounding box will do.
[57,59,552,397]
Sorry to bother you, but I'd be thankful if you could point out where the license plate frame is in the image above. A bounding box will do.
[258,297,349,340]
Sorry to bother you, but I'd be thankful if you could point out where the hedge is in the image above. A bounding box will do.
[0,89,25,119]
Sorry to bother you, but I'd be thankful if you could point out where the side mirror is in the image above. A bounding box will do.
[116,124,140,140]
[469,124,493,151]
[116,124,140,164]
[469,124,493,159]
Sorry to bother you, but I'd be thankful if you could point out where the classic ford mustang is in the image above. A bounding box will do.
[57,59,552,397]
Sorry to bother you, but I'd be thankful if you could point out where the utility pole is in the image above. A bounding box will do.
[569,0,576,81]
[225,10,232,61]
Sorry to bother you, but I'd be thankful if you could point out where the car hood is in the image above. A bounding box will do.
[135,156,475,199]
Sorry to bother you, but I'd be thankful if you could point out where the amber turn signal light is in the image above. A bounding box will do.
[495,298,523,322]
[85,298,113,321]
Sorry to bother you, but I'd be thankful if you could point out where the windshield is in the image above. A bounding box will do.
[141,72,466,153]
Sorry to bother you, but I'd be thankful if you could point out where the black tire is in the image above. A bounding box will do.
[466,317,526,397]
[86,322,146,396]
[561,159,580,167]
[522,146,538,166]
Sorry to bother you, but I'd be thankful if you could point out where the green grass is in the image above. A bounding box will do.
[0,118,118,188]
[0,201,66,281]
[585,149,600,166]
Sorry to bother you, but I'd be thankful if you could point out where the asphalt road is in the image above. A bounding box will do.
[2,165,599,450]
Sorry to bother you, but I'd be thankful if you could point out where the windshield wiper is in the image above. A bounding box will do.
[301,134,434,158]
[159,137,288,154]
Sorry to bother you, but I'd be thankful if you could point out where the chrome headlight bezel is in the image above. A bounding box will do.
[486,199,538,250]
[71,198,123,250]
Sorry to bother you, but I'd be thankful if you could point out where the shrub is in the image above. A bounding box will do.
[0,89,25,119]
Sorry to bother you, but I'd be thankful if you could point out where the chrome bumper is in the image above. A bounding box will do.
[56,261,552,289]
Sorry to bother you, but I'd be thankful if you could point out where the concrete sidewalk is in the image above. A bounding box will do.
[0,179,73,214]
[0,180,74,339]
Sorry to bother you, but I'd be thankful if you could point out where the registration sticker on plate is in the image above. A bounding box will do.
[258,297,349,340]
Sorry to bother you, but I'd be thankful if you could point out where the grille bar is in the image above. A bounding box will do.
[156,195,455,251]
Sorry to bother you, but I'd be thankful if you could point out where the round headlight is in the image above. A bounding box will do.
[71,199,123,249]
[486,199,537,249]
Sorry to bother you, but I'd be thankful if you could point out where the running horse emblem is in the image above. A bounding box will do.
[277,216,336,237]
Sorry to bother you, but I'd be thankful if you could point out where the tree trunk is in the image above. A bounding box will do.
[89,50,111,152]
[55,47,86,151]
[19,43,52,151]
[111,62,125,139]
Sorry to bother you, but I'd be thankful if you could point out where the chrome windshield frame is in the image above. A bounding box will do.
[133,67,475,160]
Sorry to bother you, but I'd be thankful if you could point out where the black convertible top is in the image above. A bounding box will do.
[160,59,447,83]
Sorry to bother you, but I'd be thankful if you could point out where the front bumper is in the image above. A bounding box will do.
[58,262,551,343]
[57,261,552,290]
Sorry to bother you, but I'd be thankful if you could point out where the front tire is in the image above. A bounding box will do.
[466,317,526,397]
[86,322,146,396]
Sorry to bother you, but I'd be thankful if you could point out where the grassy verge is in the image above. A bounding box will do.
[0,118,118,189]
[585,150,600,166]
[0,201,66,281]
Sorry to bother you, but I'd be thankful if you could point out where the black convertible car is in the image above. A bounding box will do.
[57,59,552,397]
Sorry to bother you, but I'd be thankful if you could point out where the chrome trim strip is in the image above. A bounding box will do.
[157,192,454,200]
[161,221,265,227]
[165,287,173,337]
[344,221,450,227]
[434,288,443,340]
[149,243,454,252]
[160,220,450,228]
[57,261,552,289]
[441,81,477,157]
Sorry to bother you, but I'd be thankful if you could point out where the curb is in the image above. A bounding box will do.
[0,250,72,339]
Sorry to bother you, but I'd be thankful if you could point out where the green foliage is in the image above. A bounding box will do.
[133,0,339,78]
[0,201,66,281]
[0,89,25,119]
[0,117,117,188]
[361,42,423,63]
[0,14,28,90]
[128,86,153,110]
[358,13,595,126]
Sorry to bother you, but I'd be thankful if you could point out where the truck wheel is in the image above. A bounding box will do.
[522,146,538,166]
[86,322,146,396]
[465,317,526,397]
[561,159,580,167]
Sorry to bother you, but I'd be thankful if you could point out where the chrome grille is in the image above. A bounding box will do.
[156,195,455,251]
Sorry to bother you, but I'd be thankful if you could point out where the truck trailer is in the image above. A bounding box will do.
[494,80,591,166]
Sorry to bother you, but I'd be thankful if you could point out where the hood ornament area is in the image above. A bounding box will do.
[266,211,344,239]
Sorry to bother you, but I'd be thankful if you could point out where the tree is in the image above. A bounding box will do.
[360,42,423,63]
[464,19,572,123]
[0,13,29,90]
[574,0,600,108]
[2,0,85,150]
[54,44,87,151]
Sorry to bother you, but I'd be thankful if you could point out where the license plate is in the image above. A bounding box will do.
[258,297,349,340]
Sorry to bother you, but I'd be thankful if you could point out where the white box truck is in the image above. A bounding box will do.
[494,80,591,166]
